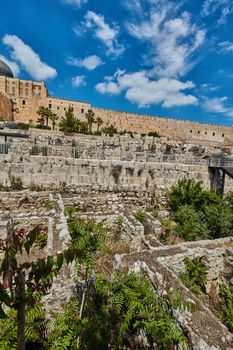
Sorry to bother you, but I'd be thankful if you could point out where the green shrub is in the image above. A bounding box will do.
[175,205,210,241]
[47,272,188,350]
[0,303,46,350]
[16,123,30,130]
[101,124,118,136]
[43,201,54,211]
[166,179,233,242]
[148,131,160,137]
[134,211,146,224]
[180,257,208,294]
[219,284,233,332]
[167,178,220,213]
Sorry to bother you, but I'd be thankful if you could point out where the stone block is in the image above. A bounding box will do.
[0,215,13,240]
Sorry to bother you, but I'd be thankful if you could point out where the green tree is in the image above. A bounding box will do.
[49,112,59,130]
[85,109,95,134]
[96,116,103,133]
[203,202,233,239]
[175,205,210,241]
[166,179,233,241]
[167,178,219,213]
[37,106,52,127]
[101,124,118,136]
[59,106,79,133]
[79,121,88,134]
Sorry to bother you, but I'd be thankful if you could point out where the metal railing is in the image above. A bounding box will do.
[208,156,233,168]
[0,143,11,154]
[2,142,233,167]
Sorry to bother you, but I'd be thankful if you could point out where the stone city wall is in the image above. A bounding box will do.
[1,74,233,143]
[93,107,233,144]
[0,93,13,121]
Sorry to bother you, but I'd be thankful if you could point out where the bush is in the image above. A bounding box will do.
[180,257,208,294]
[16,123,30,130]
[0,303,46,350]
[167,179,220,213]
[134,211,146,224]
[148,131,160,137]
[101,125,118,136]
[166,179,233,242]
[46,272,188,350]
[219,284,233,332]
[175,205,210,241]
[34,124,51,130]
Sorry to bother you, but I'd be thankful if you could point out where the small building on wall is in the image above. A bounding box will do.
[0,60,91,125]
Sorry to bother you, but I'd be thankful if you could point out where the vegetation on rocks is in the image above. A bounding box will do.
[167,178,233,241]
[219,284,233,332]
[0,210,193,350]
[180,257,208,294]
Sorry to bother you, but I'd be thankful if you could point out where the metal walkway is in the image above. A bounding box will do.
[208,157,233,195]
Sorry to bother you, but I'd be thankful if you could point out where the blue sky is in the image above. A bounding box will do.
[1,0,233,126]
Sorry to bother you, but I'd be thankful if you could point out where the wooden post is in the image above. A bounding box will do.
[16,271,26,350]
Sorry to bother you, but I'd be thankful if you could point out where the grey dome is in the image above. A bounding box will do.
[0,60,13,78]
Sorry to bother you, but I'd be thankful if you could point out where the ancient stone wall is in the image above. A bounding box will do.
[1,75,233,143]
[93,107,233,144]
[0,93,13,121]
[0,132,233,193]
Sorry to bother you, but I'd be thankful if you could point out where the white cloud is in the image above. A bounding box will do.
[201,0,233,24]
[125,2,205,79]
[66,55,103,70]
[201,83,220,92]
[73,11,125,57]
[96,81,121,95]
[202,96,233,117]
[123,0,142,14]
[63,0,88,8]
[95,69,198,108]
[2,34,57,80]
[218,41,233,53]
[71,75,86,87]
[0,55,20,77]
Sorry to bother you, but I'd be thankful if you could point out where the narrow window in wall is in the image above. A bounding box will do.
[49,104,52,109]
[81,108,84,114]
[22,100,26,105]
[57,106,59,110]
[212,132,215,136]
[198,131,200,134]
[190,130,192,133]
[222,133,225,137]
[205,131,207,135]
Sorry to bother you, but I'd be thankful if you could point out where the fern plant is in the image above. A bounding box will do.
[74,271,189,350]
[219,284,233,332]
[0,302,46,350]
[180,257,208,294]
